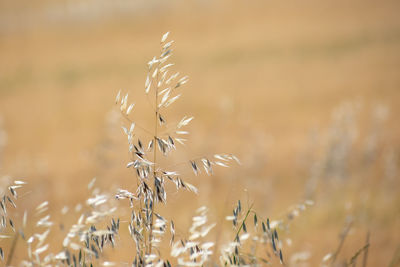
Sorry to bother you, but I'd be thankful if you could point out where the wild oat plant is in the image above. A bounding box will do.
[112,32,281,266]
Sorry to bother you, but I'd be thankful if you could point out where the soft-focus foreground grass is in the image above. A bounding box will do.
[0,0,399,265]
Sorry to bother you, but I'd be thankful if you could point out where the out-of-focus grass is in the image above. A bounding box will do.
[0,0,399,265]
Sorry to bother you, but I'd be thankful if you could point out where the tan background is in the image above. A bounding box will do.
[0,0,399,265]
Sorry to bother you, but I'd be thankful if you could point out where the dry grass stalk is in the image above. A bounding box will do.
[115,32,239,266]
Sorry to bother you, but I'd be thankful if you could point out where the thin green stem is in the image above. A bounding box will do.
[234,203,254,241]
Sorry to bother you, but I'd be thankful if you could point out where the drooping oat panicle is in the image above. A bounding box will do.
[114,32,239,265]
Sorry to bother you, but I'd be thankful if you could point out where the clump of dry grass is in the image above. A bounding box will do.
[0,32,268,266]
[1,32,384,267]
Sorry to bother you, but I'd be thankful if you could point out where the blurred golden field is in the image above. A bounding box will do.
[0,0,400,265]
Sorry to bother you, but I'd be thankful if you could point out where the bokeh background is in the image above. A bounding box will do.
[0,0,399,265]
